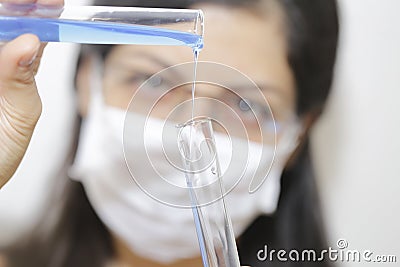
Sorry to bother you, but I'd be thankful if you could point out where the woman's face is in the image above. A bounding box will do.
[92,3,296,143]
[76,4,300,265]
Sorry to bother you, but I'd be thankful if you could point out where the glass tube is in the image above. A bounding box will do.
[0,4,204,49]
[177,118,241,267]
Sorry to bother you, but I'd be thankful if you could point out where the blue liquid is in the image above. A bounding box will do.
[0,16,203,49]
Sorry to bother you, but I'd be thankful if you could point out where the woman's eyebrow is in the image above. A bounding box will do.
[232,83,285,98]
[259,84,286,97]
[110,52,172,70]
[134,52,172,69]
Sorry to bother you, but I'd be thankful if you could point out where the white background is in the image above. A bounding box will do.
[1,0,399,265]
[312,0,400,265]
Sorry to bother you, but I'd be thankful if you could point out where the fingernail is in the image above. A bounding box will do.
[19,45,40,67]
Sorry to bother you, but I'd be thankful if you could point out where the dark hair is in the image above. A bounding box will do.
[4,0,339,266]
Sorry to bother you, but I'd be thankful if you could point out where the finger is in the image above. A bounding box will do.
[2,0,65,5]
[0,0,64,10]
[0,34,41,113]
[0,0,64,74]
[0,34,42,188]
[37,0,64,6]
[1,0,36,4]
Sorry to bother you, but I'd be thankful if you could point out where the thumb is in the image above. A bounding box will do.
[0,34,42,123]
[0,34,42,187]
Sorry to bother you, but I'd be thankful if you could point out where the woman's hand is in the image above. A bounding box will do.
[0,0,64,189]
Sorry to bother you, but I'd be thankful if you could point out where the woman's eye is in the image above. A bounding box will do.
[236,98,272,123]
[131,74,167,89]
[125,73,153,85]
[234,98,258,123]
[148,75,163,88]
[238,99,252,112]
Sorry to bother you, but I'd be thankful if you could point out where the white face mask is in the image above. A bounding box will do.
[70,84,300,263]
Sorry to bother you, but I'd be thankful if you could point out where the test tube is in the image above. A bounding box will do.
[0,4,204,49]
[177,118,241,267]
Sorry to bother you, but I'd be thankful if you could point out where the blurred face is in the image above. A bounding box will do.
[97,3,296,143]
[76,4,301,265]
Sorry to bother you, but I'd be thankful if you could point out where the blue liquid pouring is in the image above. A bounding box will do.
[0,16,203,49]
